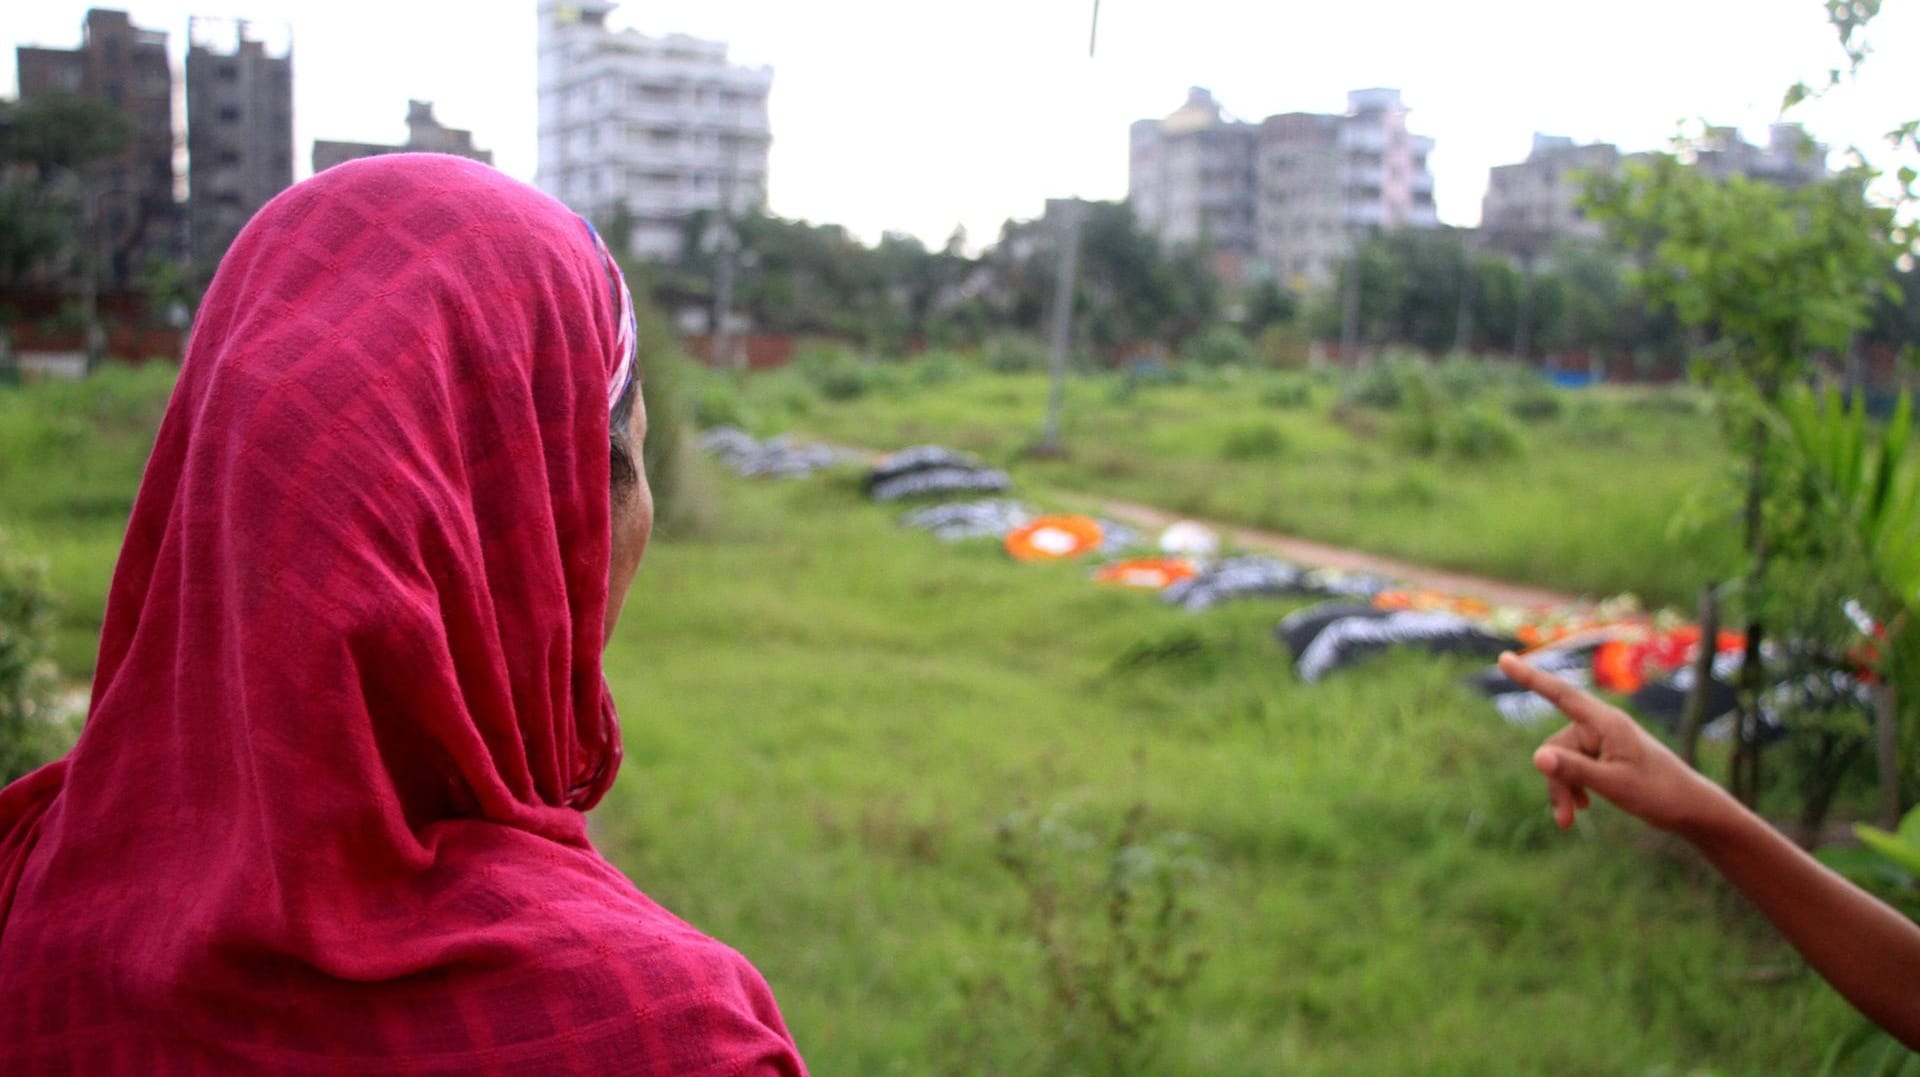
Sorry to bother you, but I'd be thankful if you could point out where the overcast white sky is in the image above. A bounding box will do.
[7,1,1918,248]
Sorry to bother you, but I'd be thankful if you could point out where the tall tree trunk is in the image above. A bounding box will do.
[1679,584,1721,767]
[1512,257,1536,361]
[1797,735,1863,849]
[1339,246,1362,368]
[1879,682,1902,829]
[1038,203,1080,454]
[1452,244,1474,356]
[1731,417,1771,806]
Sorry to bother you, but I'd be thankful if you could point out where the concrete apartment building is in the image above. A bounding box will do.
[1126,89,1257,266]
[536,0,773,261]
[1130,87,1437,288]
[15,8,178,288]
[1481,125,1826,257]
[1480,135,1623,253]
[312,100,494,174]
[186,18,292,273]
[1695,123,1827,186]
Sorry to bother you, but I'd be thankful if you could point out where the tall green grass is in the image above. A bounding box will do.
[0,363,1855,1072]
[599,473,1850,1072]
[0,363,175,673]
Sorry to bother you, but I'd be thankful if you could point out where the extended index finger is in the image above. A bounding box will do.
[1498,652,1619,731]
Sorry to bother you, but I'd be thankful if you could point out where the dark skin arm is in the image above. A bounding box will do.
[1500,652,1920,1049]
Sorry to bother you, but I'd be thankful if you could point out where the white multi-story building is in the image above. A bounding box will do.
[1127,89,1257,263]
[1130,88,1437,288]
[537,0,772,261]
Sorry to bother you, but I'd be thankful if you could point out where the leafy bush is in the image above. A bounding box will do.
[634,297,718,536]
[1439,406,1525,461]
[1507,387,1565,422]
[1384,470,1440,507]
[1184,325,1256,368]
[1814,807,1920,1074]
[1564,400,1628,445]
[1621,387,1706,415]
[985,334,1048,375]
[1433,355,1538,401]
[1218,421,1288,461]
[690,374,752,431]
[793,343,873,402]
[1392,407,1439,456]
[1257,322,1312,369]
[1260,375,1313,409]
[0,532,65,782]
[912,349,972,387]
[1343,357,1433,410]
[944,802,1210,1074]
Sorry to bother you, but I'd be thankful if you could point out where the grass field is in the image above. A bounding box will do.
[700,355,1742,610]
[0,365,1859,1072]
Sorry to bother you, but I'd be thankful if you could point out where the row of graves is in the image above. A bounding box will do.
[699,427,1876,740]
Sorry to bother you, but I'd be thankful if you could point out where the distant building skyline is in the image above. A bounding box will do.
[9,3,1907,267]
[1480,124,1829,259]
[1129,87,1439,287]
[312,99,494,174]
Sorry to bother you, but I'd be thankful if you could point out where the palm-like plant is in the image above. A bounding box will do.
[1781,386,1920,820]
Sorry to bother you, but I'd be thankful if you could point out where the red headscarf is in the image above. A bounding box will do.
[0,154,805,1074]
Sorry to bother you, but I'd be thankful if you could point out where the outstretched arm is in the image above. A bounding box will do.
[1500,652,1920,1049]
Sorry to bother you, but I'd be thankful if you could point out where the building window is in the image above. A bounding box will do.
[219,105,240,123]
[218,63,238,81]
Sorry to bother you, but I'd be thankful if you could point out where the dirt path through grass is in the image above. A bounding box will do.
[832,439,1581,609]
[1075,494,1580,609]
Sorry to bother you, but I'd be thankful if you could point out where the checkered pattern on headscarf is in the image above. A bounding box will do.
[0,154,805,1075]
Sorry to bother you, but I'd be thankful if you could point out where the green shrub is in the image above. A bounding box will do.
[1343,357,1433,410]
[911,349,971,387]
[1621,387,1706,415]
[1565,400,1628,445]
[1257,322,1312,369]
[1260,376,1313,410]
[690,374,752,430]
[1218,421,1288,461]
[985,335,1048,375]
[635,300,718,536]
[1386,471,1440,507]
[944,802,1209,1075]
[1439,405,1525,461]
[1392,407,1440,456]
[794,343,873,402]
[0,531,65,782]
[1434,354,1537,401]
[1507,387,1565,422]
[1184,325,1256,368]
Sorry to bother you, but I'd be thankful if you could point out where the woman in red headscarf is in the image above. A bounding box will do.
[0,154,806,1074]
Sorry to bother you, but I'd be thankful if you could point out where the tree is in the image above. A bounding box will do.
[0,94,135,290]
[1587,152,1900,808]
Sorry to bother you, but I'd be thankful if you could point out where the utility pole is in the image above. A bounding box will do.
[80,170,105,374]
[1452,231,1475,356]
[1033,1,1101,454]
[1038,199,1081,454]
[711,137,741,372]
